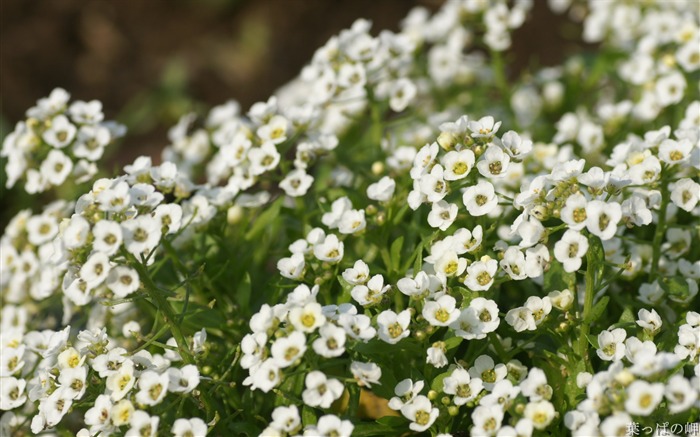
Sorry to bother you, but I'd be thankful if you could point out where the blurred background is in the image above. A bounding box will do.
[1,0,586,169]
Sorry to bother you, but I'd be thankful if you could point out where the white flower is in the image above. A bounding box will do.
[519,368,550,402]
[671,178,700,212]
[464,258,498,291]
[388,78,417,112]
[427,200,458,231]
[481,379,520,409]
[270,405,301,434]
[125,410,158,437]
[84,394,112,432]
[621,195,652,227]
[655,71,686,106]
[322,197,352,229]
[302,371,344,408]
[560,193,588,231]
[422,294,460,327]
[304,414,354,437]
[524,400,555,430]
[338,209,366,234]
[243,358,280,393]
[524,296,552,326]
[442,149,475,180]
[167,364,200,394]
[500,246,527,280]
[397,271,432,298]
[80,251,111,288]
[92,220,123,256]
[388,378,424,410]
[289,302,326,333]
[443,368,482,405]
[377,309,411,344]
[312,324,346,358]
[248,142,281,176]
[585,200,621,240]
[624,380,663,416]
[280,169,314,197]
[341,260,369,285]
[153,203,183,234]
[576,121,604,152]
[636,308,662,335]
[40,150,73,186]
[500,130,532,159]
[257,115,288,144]
[58,366,87,400]
[400,395,439,432]
[665,374,697,414]
[426,342,448,368]
[477,145,510,178]
[350,361,382,387]
[351,274,390,306]
[419,164,448,203]
[658,138,693,165]
[106,266,140,298]
[69,99,104,124]
[505,307,536,332]
[172,418,208,437]
[26,215,58,246]
[596,328,626,361]
[109,399,134,427]
[548,289,573,311]
[367,176,396,202]
[553,229,589,272]
[463,180,498,216]
[97,180,131,212]
[313,234,344,263]
[277,253,305,280]
[434,250,467,278]
[469,355,507,391]
[0,377,27,410]
[135,370,169,406]
[122,215,162,257]
[337,313,376,342]
[471,405,504,436]
[106,359,136,401]
[43,115,76,148]
[469,116,501,139]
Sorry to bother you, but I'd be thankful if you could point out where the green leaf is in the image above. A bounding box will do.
[238,273,252,313]
[564,359,586,409]
[430,370,451,393]
[390,236,404,272]
[244,197,282,241]
[543,259,575,292]
[585,296,609,324]
[302,406,317,426]
[586,334,599,349]
[444,336,463,350]
[618,307,635,324]
[659,276,690,300]
[376,416,405,427]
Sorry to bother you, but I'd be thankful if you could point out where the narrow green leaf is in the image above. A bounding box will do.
[585,296,609,324]
[244,197,282,241]
[302,406,317,426]
[586,334,599,349]
[238,273,252,312]
[390,236,404,272]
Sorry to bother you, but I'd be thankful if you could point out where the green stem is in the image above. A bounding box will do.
[650,182,670,281]
[577,249,597,370]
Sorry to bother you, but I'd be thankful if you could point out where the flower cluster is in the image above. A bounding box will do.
[2,88,125,193]
[2,0,699,436]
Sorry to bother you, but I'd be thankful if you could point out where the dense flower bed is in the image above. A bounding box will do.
[1,0,699,436]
